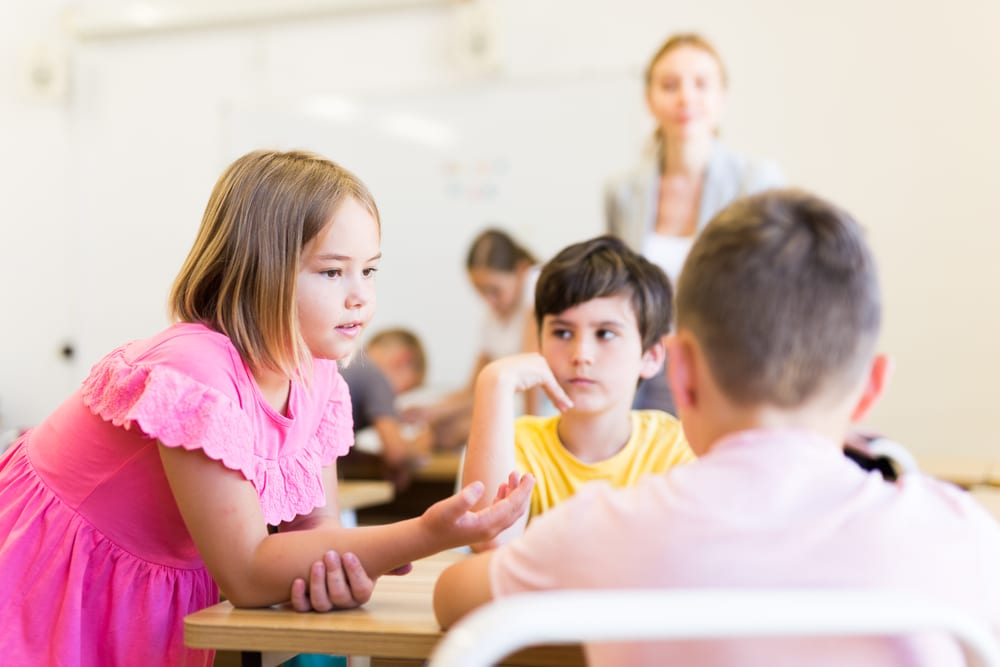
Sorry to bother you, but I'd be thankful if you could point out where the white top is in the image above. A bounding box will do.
[641,232,694,288]
[480,265,540,361]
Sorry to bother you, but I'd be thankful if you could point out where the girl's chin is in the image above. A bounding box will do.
[309,343,358,362]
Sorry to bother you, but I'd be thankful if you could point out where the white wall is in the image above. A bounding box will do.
[2,0,999,459]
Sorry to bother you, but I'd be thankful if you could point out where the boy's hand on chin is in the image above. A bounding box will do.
[482,354,573,412]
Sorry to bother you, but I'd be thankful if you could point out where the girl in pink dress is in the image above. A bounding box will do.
[0,150,533,666]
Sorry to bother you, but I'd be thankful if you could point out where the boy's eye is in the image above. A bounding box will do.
[596,329,617,341]
[550,328,571,340]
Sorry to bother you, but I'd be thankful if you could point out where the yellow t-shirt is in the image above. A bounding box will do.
[514,410,694,520]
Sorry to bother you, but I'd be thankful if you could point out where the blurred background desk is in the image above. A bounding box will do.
[337,480,395,528]
[915,456,997,488]
[338,480,395,509]
[970,486,1000,522]
[351,450,464,526]
[412,451,463,483]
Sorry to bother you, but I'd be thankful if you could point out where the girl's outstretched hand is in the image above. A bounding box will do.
[421,473,534,549]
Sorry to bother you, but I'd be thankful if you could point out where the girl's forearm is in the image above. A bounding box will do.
[231,518,444,608]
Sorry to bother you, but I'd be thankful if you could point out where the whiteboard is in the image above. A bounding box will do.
[223,74,649,387]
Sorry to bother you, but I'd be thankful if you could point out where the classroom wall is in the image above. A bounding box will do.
[2,0,999,459]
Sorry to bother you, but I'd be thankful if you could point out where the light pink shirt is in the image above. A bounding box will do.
[491,429,1000,666]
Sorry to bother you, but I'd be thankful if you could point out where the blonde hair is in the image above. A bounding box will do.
[645,33,728,147]
[169,149,380,379]
[367,328,427,384]
[644,33,728,89]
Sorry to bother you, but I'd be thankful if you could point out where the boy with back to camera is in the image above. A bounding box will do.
[435,190,1000,666]
[461,235,694,549]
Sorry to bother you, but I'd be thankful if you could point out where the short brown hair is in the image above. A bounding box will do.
[676,189,881,407]
[367,328,427,383]
[169,149,379,378]
[535,235,672,352]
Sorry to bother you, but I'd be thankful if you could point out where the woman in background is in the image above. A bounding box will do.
[406,228,541,450]
[606,32,784,413]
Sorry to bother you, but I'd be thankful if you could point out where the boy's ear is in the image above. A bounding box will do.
[849,353,892,423]
[665,333,697,411]
[638,335,667,379]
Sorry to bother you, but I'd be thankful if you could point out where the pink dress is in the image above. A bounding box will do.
[0,323,353,666]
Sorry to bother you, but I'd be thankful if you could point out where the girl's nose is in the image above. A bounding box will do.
[346,278,373,309]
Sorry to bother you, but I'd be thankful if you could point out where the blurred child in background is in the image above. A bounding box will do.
[339,328,434,491]
[405,228,543,449]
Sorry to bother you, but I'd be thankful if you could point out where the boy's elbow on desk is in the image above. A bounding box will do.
[433,551,496,629]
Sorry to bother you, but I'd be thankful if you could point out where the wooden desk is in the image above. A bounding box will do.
[987,463,1000,487]
[337,479,394,511]
[971,486,1000,522]
[185,551,584,667]
[336,479,394,528]
[916,457,993,488]
[412,450,463,483]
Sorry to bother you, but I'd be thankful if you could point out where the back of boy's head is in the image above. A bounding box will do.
[367,328,427,383]
[676,189,881,408]
[535,235,672,352]
[170,149,379,378]
[466,227,537,272]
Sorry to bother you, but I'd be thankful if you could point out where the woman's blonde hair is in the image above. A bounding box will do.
[644,32,728,89]
[644,33,729,147]
[169,149,379,379]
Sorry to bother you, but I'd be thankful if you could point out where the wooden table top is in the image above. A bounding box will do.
[987,463,1000,487]
[916,456,996,488]
[185,551,584,666]
[412,450,463,482]
[336,479,394,511]
[971,485,1000,522]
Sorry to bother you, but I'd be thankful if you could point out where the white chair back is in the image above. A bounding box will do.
[429,589,1000,667]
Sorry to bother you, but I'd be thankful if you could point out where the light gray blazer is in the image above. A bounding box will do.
[605,140,785,252]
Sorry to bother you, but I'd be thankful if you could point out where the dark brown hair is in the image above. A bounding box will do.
[466,227,537,273]
[675,189,881,407]
[535,235,672,352]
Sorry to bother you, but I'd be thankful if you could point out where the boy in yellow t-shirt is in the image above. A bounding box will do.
[463,235,693,550]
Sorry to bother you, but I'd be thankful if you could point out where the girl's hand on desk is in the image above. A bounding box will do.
[420,473,534,548]
[290,550,411,613]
